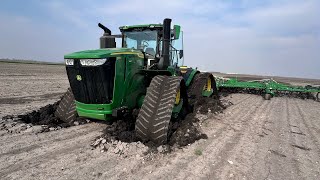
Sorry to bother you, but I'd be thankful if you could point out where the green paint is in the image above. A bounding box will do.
[172,99,184,118]
[174,25,181,39]
[64,48,143,59]
[202,89,213,97]
[72,53,145,121]
[216,77,320,94]
[137,95,145,108]
[76,75,82,81]
[173,99,183,113]
[167,66,177,76]
[75,101,113,120]
[185,69,199,87]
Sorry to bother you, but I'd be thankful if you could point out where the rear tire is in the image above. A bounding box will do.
[135,76,187,145]
[264,94,272,100]
[55,88,77,124]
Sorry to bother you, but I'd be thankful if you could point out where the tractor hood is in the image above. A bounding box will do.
[64,48,143,59]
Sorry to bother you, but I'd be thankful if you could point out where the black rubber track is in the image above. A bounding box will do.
[187,72,218,104]
[54,88,77,124]
[135,75,184,145]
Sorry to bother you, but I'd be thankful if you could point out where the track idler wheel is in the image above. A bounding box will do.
[135,75,188,145]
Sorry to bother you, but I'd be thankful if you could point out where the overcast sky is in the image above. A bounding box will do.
[0,0,319,78]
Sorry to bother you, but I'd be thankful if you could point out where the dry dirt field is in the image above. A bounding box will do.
[1,62,320,180]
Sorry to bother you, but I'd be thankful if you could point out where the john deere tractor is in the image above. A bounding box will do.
[55,18,217,144]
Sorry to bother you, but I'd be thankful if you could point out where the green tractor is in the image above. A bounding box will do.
[55,18,217,144]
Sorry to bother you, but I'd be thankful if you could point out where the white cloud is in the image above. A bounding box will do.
[0,0,319,78]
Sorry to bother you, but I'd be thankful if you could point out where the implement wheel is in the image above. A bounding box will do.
[135,75,188,145]
[317,92,320,102]
[54,88,77,124]
[264,94,272,100]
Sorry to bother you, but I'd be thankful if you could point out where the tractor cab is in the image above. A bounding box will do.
[119,23,184,70]
[120,24,161,69]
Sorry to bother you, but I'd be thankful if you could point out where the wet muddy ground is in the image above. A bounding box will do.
[1,62,320,179]
[1,89,229,151]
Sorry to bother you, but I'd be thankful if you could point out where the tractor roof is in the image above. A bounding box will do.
[119,24,163,31]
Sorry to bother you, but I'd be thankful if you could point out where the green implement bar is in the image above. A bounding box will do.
[215,77,320,97]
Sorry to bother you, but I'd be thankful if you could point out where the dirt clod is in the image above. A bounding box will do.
[1,99,89,134]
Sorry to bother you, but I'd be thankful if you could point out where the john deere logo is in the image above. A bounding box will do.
[76,75,82,81]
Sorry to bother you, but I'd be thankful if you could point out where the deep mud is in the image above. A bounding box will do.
[2,63,320,179]
[92,95,232,153]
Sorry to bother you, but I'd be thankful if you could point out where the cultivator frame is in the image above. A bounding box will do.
[215,77,320,101]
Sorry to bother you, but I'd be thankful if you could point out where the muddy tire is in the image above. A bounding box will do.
[264,94,272,100]
[316,92,320,102]
[135,76,187,145]
[54,88,77,124]
[188,72,218,104]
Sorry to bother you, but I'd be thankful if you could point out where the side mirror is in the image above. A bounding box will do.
[179,50,184,59]
[173,25,181,39]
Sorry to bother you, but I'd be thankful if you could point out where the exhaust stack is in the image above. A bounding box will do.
[98,23,116,48]
[158,18,171,69]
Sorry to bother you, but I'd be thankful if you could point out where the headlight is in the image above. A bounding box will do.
[65,59,74,66]
[80,59,107,66]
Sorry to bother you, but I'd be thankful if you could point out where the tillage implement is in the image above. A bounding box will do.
[216,78,320,100]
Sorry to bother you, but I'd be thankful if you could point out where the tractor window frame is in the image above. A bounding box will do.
[170,31,184,67]
[122,30,159,55]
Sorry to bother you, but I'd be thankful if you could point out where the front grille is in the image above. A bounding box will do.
[66,58,116,104]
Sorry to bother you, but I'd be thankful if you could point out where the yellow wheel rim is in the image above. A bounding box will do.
[175,89,181,105]
[203,77,212,91]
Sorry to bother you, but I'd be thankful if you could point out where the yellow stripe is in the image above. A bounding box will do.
[110,52,144,58]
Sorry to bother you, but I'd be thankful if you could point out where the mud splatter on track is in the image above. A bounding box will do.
[93,95,231,151]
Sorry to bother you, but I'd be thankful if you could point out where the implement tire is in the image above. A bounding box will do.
[135,75,187,145]
[264,94,272,100]
[54,88,77,124]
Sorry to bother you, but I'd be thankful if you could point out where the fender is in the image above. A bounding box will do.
[181,68,199,87]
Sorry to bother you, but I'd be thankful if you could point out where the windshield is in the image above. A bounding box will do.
[123,30,158,56]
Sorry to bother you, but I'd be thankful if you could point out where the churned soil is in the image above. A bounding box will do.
[93,95,229,151]
[1,62,320,180]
